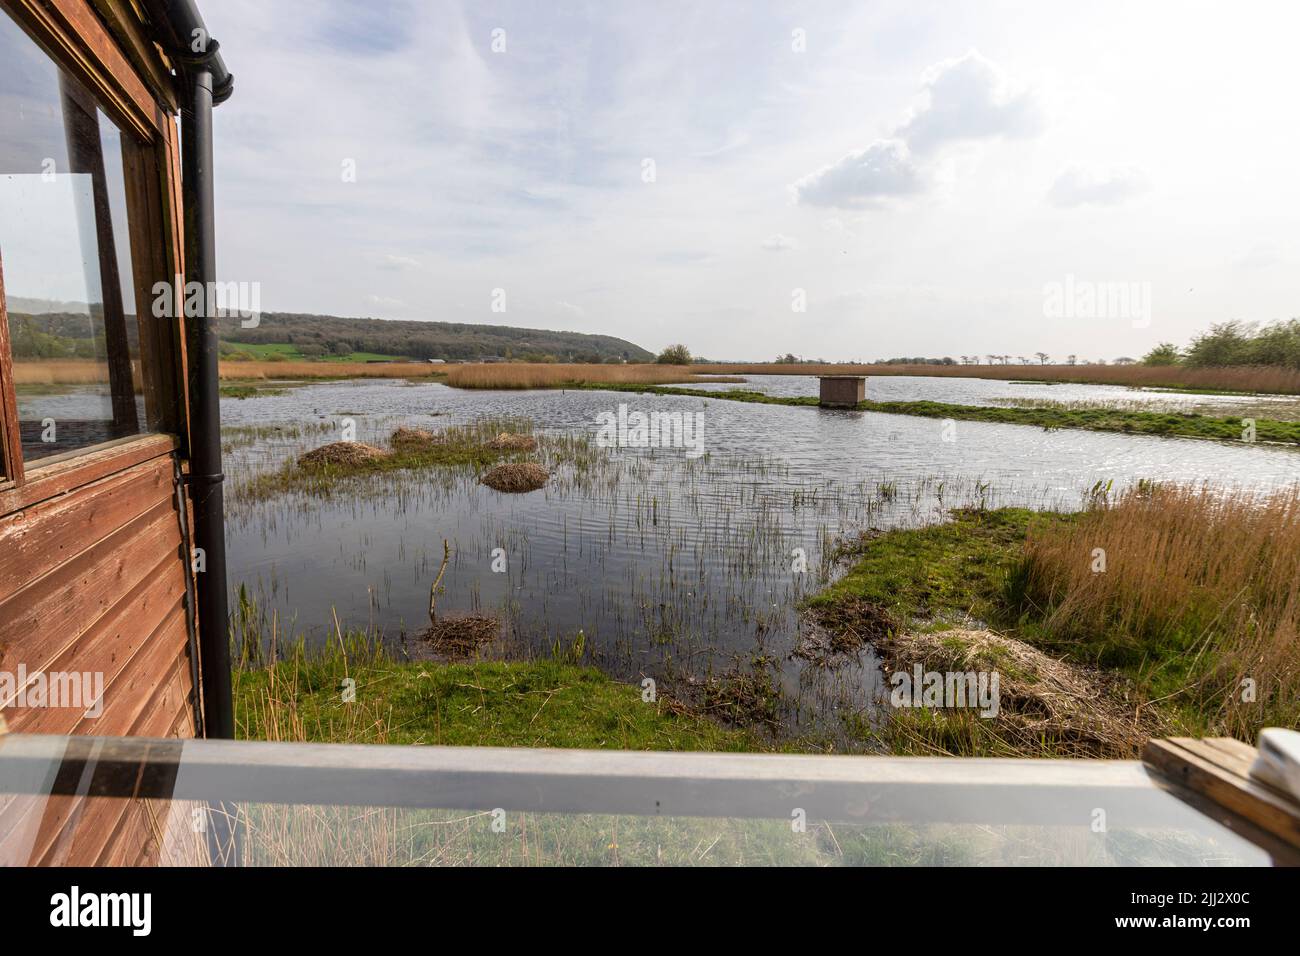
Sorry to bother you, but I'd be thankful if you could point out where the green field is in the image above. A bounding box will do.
[220,341,409,363]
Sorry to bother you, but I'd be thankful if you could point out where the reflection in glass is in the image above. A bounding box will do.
[0,10,148,465]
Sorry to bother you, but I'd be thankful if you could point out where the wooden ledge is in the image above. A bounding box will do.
[1144,737,1300,850]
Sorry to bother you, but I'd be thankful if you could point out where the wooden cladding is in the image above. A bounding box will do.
[0,441,197,736]
[0,437,199,865]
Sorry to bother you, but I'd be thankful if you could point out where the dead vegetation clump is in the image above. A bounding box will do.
[877,628,1160,757]
[486,431,538,452]
[480,462,549,493]
[420,614,501,657]
[796,598,896,664]
[696,663,784,732]
[297,441,389,468]
[389,425,439,449]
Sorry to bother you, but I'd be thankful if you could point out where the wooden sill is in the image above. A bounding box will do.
[0,433,179,517]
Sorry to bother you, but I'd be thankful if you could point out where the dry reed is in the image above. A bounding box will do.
[444,363,731,389]
[1022,483,1300,739]
[11,359,116,386]
[220,360,443,381]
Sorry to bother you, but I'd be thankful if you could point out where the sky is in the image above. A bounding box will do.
[195,0,1300,361]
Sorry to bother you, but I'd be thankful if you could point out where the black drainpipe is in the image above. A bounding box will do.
[144,0,234,739]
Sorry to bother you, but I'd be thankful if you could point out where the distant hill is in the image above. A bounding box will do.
[4,306,654,364]
[218,313,654,363]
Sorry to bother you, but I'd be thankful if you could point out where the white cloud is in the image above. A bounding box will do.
[792,140,922,208]
[1048,165,1150,207]
[793,50,1040,210]
[760,234,797,252]
[897,50,1043,154]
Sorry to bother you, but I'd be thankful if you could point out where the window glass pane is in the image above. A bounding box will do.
[0,10,149,465]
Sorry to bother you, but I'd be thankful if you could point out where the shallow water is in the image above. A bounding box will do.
[217,378,1300,734]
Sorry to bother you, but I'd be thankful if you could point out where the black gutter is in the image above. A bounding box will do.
[142,0,234,740]
[140,0,233,104]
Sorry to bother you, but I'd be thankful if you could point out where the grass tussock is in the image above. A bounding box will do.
[480,461,549,492]
[1018,483,1300,740]
[486,431,538,451]
[296,441,388,467]
[389,425,438,449]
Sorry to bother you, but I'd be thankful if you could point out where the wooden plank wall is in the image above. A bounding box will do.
[0,438,200,865]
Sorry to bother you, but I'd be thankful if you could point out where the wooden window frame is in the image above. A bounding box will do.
[0,0,188,492]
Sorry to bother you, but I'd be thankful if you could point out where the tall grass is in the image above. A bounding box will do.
[219,359,443,380]
[11,358,118,385]
[443,362,731,389]
[1019,483,1300,739]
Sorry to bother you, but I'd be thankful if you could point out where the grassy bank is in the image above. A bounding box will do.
[235,638,754,751]
[811,487,1300,758]
[589,384,1300,444]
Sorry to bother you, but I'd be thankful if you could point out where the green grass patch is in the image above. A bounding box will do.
[235,640,756,751]
[807,507,1046,631]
